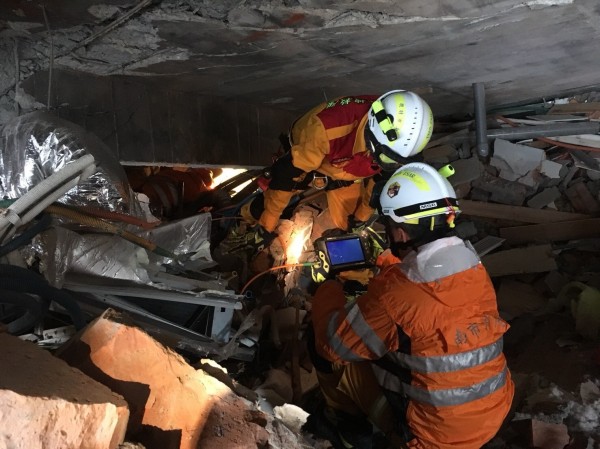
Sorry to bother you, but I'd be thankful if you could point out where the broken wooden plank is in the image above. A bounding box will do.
[549,102,600,114]
[499,218,600,244]
[552,134,600,149]
[481,245,557,277]
[527,114,588,122]
[459,199,589,224]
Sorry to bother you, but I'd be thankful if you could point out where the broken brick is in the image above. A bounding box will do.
[472,172,532,206]
[565,181,600,213]
[57,310,279,449]
[0,333,129,449]
[530,419,570,449]
[527,187,561,209]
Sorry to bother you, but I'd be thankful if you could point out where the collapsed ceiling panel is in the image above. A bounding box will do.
[1,0,600,122]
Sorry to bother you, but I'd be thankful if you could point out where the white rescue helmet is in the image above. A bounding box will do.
[379,162,460,228]
[366,90,433,170]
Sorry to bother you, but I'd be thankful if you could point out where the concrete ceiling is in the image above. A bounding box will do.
[1,0,600,119]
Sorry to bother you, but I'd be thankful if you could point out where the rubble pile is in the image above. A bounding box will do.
[422,101,600,447]
[1,94,600,449]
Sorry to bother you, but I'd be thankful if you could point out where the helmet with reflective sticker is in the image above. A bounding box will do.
[366,90,433,170]
[379,162,460,228]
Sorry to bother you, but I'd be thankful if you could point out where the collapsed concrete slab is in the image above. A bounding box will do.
[57,310,307,449]
[492,139,546,177]
[0,333,129,449]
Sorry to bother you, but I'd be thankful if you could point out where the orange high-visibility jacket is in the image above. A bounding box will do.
[312,237,514,448]
[255,96,381,231]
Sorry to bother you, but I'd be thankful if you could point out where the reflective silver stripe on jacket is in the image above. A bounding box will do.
[402,366,508,407]
[387,339,504,373]
[327,311,364,362]
[372,364,404,394]
[343,301,388,358]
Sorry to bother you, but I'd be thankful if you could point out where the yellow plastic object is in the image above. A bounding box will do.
[438,164,455,178]
[558,282,600,340]
[371,100,395,136]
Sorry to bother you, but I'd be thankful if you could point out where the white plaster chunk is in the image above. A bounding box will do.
[493,139,546,176]
[541,159,564,179]
[525,0,574,9]
[274,404,309,434]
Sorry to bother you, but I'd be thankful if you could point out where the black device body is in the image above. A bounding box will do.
[313,233,372,274]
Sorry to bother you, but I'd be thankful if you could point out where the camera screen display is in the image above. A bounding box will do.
[325,237,365,266]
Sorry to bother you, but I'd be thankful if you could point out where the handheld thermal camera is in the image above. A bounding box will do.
[313,233,373,274]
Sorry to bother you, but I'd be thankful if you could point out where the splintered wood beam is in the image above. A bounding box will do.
[459,199,589,224]
[499,218,600,244]
[482,244,557,277]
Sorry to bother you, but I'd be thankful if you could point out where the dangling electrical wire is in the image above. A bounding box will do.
[240,263,313,295]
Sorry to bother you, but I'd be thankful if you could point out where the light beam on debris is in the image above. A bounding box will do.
[211,168,252,195]
[285,225,311,264]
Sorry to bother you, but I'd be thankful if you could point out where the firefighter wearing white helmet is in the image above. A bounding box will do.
[225,90,434,258]
[379,162,460,230]
[309,161,514,449]
[366,90,434,171]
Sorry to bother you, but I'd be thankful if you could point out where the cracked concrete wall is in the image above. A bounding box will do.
[17,69,296,166]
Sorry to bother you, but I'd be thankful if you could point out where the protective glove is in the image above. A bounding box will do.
[311,248,331,283]
[347,215,386,260]
[220,223,276,255]
[347,214,367,233]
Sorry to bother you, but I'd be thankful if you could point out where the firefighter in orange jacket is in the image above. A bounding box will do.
[224,90,434,254]
[308,163,514,448]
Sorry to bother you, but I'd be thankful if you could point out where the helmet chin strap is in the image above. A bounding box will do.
[385,216,452,257]
[365,128,409,171]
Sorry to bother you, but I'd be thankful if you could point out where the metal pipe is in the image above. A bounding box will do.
[473,82,489,157]
[12,39,19,116]
[429,121,600,146]
[486,122,600,140]
[41,5,54,111]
